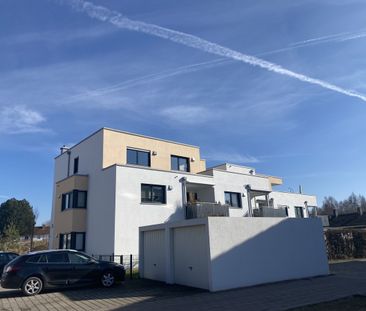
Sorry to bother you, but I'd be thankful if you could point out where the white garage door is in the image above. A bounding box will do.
[143,229,165,281]
[173,225,209,289]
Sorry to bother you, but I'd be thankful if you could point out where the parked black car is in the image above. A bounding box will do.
[1,250,125,296]
[0,252,18,273]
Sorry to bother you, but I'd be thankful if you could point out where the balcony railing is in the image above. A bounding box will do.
[253,206,288,218]
[186,202,230,219]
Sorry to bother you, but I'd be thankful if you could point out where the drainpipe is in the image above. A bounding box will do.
[180,177,187,217]
[304,201,309,218]
[245,185,252,217]
[265,194,270,208]
[67,150,71,177]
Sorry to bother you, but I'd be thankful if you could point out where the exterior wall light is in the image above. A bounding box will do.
[152,151,158,156]
[191,157,195,162]
[168,185,173,190]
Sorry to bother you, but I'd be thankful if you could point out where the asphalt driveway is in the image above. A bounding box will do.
[1,260,366,311]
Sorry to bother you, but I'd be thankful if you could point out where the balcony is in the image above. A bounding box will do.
[253,206,288,218]
[186,202,229,219]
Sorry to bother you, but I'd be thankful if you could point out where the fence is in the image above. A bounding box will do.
[186,202,229,219]
[92,254,139,279]
[253,206,288,218]
[324,228,366,260]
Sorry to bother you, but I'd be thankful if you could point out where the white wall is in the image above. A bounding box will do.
[207,217,329,291]
[140,217,329,292]
[86,167,116,255]
[211,169,272,217]
[51,130,117,255]
[114,166,213,255]
[269,191,317,218]
[212,164,255,175]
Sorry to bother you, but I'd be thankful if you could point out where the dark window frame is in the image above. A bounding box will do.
[73,157,79,174]
[127,148,151,167]
[224,191,242,208]
[59,232,86,251]
[171,155,190,172]
[141,184,166,204]
[61,190,87,211]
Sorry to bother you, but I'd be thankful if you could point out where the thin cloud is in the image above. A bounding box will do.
[204,152,260,164]
[57,0,366,102]
[0,105,47,134]
[67,58,228,102]
[3,24,116,46]
[159,105,215,124]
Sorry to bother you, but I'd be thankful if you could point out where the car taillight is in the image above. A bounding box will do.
[5,265,19,273]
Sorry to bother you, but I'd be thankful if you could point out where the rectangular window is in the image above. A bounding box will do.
[75,190,87,208]
[224,192,242,208]
[59,232,85,251]
[295,206,304,218]
[127,148,150,166]
[141,184,166,204]
[74,233,85,251]
[73,157,79,174]
[171,155,190,172]
[61,192,73,211]
[61,191,87,211]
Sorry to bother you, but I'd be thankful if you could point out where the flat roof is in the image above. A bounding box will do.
[55,127,201,159]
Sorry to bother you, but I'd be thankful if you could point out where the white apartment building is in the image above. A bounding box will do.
[50,128,317,256]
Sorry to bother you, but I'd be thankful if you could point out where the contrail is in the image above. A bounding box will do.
[58,0,366,102]
[290,31,352,46]
[70,28,366,100]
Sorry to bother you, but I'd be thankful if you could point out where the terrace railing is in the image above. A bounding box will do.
[253,206,288,218]
[186,202,229,219]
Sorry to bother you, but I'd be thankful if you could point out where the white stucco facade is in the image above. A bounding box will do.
[139,217,329,291]
[50,128,318,257]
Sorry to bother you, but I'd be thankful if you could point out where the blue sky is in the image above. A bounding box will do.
[1,0,366,224]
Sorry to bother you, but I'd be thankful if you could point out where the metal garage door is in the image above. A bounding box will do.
[173,225,209,289]
[143,229,165,281]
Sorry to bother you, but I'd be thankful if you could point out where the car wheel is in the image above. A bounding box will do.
[22,276,43,296]
[101,271,115,287]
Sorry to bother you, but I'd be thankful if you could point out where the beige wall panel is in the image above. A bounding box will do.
[103,129,206,173]
[268,176,283,186]
[52,175,88,248]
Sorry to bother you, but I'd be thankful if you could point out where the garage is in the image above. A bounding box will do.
[142,229,166,281]
[139,217,329,292]
[173,225,209,289]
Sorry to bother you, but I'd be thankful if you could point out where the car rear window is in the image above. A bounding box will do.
[26,255,41,263]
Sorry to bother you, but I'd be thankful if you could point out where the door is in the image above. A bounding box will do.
[44,252,71,286]
[173,225,209,289]
[143,230,166,281]
[67,252,99,285]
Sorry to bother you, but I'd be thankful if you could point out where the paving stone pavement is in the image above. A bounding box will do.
[1,261,366,311]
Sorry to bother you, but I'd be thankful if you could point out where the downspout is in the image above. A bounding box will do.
[304,201,309,218]
[180,177,187,218]
[67,150,71,177]
[245,185,252,217]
